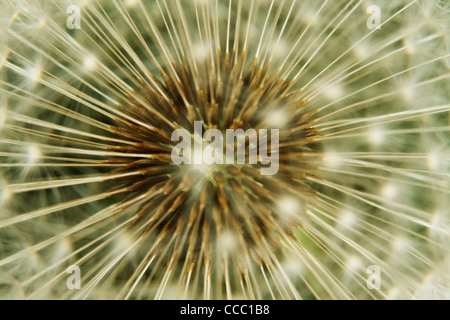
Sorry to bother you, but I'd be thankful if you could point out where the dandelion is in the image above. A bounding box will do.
[0,0,449,300]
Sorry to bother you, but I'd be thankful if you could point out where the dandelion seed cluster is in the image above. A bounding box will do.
[0,0,449,300]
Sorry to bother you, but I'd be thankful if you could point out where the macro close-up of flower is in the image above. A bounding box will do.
[0,0,449,300]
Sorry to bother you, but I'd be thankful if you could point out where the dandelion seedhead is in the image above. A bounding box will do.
[0,0,449,300]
